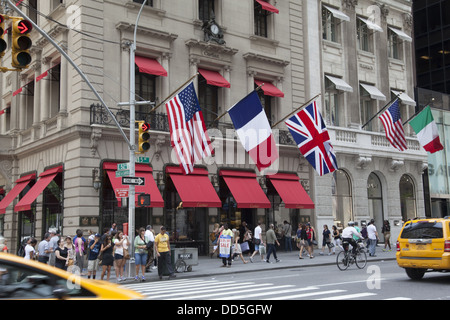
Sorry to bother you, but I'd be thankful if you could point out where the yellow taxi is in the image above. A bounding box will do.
[0,252,145,300]
[396,217,450,280]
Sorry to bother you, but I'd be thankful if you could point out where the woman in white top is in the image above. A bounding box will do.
[24,238,37,260]
[113,231,128,282]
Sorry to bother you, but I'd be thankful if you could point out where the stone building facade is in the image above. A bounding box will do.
[0,0,426,255]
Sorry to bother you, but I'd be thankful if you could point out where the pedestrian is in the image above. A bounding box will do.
[306,223,315,258]
[298,225,312,259]
[283,221,293,252]
[54,237,68,271]
[382,220,392,252]
[24,237,37,260]
[361,222,368,249]
[87,233,101,279]
[100,235,114,280]
[74,229,86,275]
[250,221,264,263]
[144,225,156,272]
[113,230,128,282]
[0,236,8,253]
[210,223,220,258]
[155,226,176,279]
[64,236,76,272]
[265,224,280,263]
[232,229,248,264]
[109,222,118,235]
[367,219,379,257]
[134,227,149,282]
[320,225,333,256]
[218,223,234,267]
[242,225,253,255]
[37,233,52,264]
[331,225,340,254]
[48,229,59,266]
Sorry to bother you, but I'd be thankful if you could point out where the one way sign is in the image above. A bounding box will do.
[122,177,145,186]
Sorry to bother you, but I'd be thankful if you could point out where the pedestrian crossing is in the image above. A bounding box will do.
[120,278,412,300]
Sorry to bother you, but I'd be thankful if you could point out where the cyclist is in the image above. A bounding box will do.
[342,221,363,255]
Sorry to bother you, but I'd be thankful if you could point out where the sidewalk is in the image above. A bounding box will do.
[105,246,397,283]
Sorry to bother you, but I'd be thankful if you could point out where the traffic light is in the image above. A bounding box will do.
[137,193,150,207]
[138,121,151,153]
[0,15,7,58]
[11,18,33,69]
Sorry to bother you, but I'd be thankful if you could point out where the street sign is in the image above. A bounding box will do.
[122,176,145,186]
[115,169,130,177]
[115,188,129,198]
[136,156,150,164]
[117,163,130,170]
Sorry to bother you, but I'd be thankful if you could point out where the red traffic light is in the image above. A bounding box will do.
[141,122,150,132]
[17,20,32,34]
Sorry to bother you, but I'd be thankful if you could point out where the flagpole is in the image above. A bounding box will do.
[212,84,265,123]
[149,73,199,113]
[361,92,402,129]
[271,93,321,128]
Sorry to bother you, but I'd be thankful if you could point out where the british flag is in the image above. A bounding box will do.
[285,101,338,176]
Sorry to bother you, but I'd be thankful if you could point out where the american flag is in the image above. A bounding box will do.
[379,99,407,151]
[285,101,338,176]
[166,82,213,174]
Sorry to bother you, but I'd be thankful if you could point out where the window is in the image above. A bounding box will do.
[257,88,273,125]
[324,77,340,126]
[28,0,37,23]
[49,64,61,118]
[133,0,153,6]
[42,171,63,238]
[388,28,400,59]
[18,178,36,244]
[199,0,215,22]
[400,174,417,222]
[51,0,63,11]
[135,65,156,114]
[198,74,218,127]
[254,1,269,37]
[322,7,337,42]
[332,170,353,229]
[357,18,371,52]
[24,81,34,128]
[360,86,374,131]
[367,173,385,240]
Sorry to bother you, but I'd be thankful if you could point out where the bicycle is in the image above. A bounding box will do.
[336,239,367,271]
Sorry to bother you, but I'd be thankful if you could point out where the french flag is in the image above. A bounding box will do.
[228,91,279,172]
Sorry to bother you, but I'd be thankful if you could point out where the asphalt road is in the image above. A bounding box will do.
[122,259,450,301]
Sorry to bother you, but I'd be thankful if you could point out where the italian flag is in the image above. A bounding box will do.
[409,106,444,154]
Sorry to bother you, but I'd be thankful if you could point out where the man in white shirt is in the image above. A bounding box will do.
[367,219,379,257]
[250,221,264,262]
[145,225,156,271]
[342,221,363,255]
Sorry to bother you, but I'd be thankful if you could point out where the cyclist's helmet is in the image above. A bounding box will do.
[348,221,355,226]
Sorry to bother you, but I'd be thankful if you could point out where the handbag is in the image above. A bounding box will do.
[254,238,261,245]
[123,248,130,260]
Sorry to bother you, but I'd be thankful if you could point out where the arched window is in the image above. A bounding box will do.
[367,172,384,239]
[400,174,416,221]
[332,170,353,229]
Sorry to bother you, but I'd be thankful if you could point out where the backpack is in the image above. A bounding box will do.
[17,238,28,257]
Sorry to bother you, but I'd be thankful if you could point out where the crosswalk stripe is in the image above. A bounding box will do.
[128,280,241,293]
[140,281,255,295]
[315,292,377,300]
[122,279,220,290]
[384,297,412,300]
[265,289,346,300]
[150,283,276,300]
[214,286,322,300]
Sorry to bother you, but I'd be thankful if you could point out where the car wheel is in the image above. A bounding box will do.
[405,268,426,280]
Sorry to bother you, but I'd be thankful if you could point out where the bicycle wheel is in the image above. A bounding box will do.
[336,251,349,271]
[355,250,367,269]
[175,259,186,273]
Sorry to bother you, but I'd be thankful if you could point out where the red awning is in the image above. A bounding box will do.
[255,80,285,98]
[220,170,270,208]
[198,68,231,88]
[104,162,164,207]
[135,56,168,77]
[15,166,63,212]
[0,173,36,214]
[255,0,279,14]
[267,173,314,209]
[166,166,221,208]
